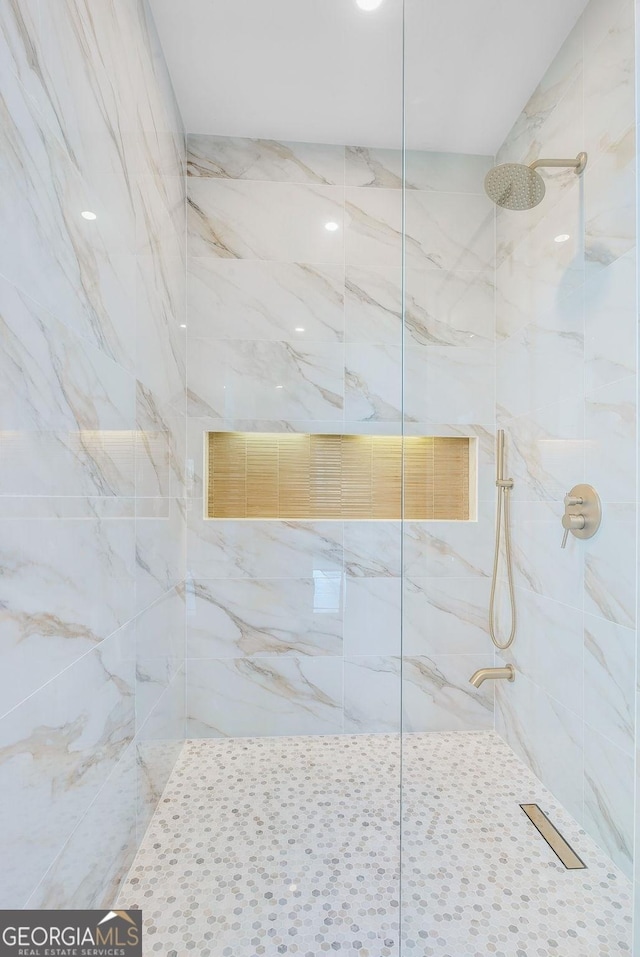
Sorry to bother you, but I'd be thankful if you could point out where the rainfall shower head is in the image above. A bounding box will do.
[484,152,588,211]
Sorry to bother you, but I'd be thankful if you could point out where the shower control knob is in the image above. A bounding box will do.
[562,513,586,531]
[560,484,602,549]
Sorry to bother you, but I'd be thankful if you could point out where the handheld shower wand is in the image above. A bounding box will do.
[488,430,516,650]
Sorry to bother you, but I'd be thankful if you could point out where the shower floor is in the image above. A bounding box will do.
[117,731,631,957]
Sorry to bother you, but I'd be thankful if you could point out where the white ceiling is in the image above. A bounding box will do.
[149,0,588,155]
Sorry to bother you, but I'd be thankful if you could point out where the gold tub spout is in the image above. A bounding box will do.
[469,664,515,688]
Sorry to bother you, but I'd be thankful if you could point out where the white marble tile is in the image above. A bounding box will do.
[402,503,494,579]
[345,147,491,193]
[344,343,402,421]
[343,577,401,657]
[344,265,402,345]
[404,190,494,271]
[402,577,492,656]
[186,515,343,580]
[584,250,636,391]
[187,577,343,659]
[495,670,584,824]
[186,657,343,738]
[585,135,635,275]
[584,730,634,877]
[0,626,135,907]
[402,654,494,732]
[584,613,635,755]
[497,284,584,419]
[188,259,344,341]
[26,741,137,908]
[136,585,185,729]
[510,499,584,607]
[344,657,401,733]
[584,503,635,628]
[503,398,585,503]
[501,589,583,718]
[344,187,403,267]
[0,516,136,716]
[188,178,344,262]
[405,266,495,347]
[135,496,185,613]
[187,338,344,420]
[585,374,636,503]
[405,343,494,425]
[187,135,345,185]
[343,521,402,578]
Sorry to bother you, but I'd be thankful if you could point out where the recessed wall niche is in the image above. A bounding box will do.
[206,432,476,521]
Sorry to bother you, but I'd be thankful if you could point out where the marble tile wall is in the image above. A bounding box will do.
[494,0,637,879]
[0,0,186,908]
[185,135,496,737]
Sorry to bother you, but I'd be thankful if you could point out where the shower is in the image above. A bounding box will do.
[469,429,516,687]
[484,151,587,209]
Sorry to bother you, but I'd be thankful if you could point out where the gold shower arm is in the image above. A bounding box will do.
[530,152,587,174]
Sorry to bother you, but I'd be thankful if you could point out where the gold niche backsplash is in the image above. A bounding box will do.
[206,432,475,521]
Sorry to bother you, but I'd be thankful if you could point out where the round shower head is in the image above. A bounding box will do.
[484,163,546,210]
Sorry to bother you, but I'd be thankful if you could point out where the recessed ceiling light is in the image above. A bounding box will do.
[554,233,570,243]
[325,221,339,232]
[295,327,305,332]
[81,210,97,220]
[356,0,384,9]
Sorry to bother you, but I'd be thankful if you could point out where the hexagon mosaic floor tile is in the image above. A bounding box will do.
[117,731,632,956]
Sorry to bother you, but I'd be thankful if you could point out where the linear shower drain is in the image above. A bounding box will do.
[520,804,586,869]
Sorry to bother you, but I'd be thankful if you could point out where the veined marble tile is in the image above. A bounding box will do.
[584,503,635,628]
[26,741,137,909]
[344,187,402,268]
[585,133,635,274]
[584,250,636,391]
[584,613,634,755]
[500,589,583,718]
[496,284,584,419]
[405,266,495,348]
[187,135,345,185]
[404,190,494,271]
[402,578,492,656]
[344,657,401,733]
[510,499,584,607]
[495,669,583,824]
[344,265,402,345]
[583,0,630,55]
[136,585,185,729]
[0,429,136,498]
[188,178,344,262]
[402,502,494,579]
[186,657,343,738]
[0,276,136,432]
[503,397,585,503]
[344,342,402,422]
[583,0,634,166]
[135,668,185,843]
[343,577,401,657]
[0,626,135,907]
[188,259,344,341]
[0,516,136,716]
[343,521,401,578]
[187,338,344,420]
[584,730,634,877]
[186,515,343,580]
[187,578,343,659]
[345,147,491,192]
[404,343,494,425]
[135,497,186,613]
[402,654,493,732]
[585,374,636,503]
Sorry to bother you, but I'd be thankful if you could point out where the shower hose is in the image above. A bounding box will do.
[488,477,517,650]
